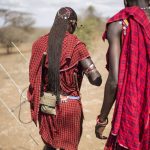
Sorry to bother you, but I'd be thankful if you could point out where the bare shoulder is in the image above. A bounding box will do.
[107,21,122,40]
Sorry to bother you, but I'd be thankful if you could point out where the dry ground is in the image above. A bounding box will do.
[0,33,114,150]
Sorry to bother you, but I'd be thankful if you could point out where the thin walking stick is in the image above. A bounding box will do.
[11,42,28,64]
[0,97,39,145]
[0,64,27,112]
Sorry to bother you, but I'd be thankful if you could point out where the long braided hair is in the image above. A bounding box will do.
[47,7,77,99]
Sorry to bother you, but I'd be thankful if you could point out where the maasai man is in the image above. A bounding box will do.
[95,0,150,149]
[27,7,102,150]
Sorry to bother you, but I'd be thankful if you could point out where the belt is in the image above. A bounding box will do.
[60,95,80,103]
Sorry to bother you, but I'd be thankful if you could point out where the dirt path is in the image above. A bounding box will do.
[0,39,114,150]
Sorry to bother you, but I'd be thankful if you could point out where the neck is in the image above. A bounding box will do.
[141,6,150,10]
[137,1,149,8]
[128,0,149,8]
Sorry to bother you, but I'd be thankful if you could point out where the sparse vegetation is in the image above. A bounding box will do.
[0,9,35,54]
[75,6,105,51]
[0,6,105,54]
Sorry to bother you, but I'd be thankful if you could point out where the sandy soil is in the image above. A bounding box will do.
[0,37,114,150]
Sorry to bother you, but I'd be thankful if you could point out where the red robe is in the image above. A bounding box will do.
[27,32,90,149]
[103,6,150,150]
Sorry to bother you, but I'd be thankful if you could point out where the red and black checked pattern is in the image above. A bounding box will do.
[103,7,150,150]
[27,32,90,148]
[27,34,48,124]
[39,101,83,150]
[43,32,90,96]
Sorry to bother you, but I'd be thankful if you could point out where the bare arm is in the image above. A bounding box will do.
[95,21,122,139]
[80,58,102,86]
[100,22,122,121]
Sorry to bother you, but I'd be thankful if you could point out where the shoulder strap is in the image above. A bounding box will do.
[41,52,47,96]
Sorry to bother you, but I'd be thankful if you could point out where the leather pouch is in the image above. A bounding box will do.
[40,92,56,115]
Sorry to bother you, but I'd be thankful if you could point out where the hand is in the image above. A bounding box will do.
[95,123,107,139]
[95,115,108,139]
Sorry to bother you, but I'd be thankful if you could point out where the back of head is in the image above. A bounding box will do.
[47,7,77,99]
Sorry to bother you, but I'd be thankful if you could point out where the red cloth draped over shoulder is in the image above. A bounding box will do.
[103,6,150,150]
[27,32,90,125]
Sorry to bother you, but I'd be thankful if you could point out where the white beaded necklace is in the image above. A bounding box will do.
[141,6,150,10]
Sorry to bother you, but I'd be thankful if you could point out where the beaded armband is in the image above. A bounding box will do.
[84,64,96,76]
[96,115,108,127]
[122,19,129,36]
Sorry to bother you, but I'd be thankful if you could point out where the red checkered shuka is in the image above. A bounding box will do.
[103,6,150,150]
[27,32,90,149]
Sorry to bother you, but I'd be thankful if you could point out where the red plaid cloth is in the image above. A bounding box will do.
[39,101,83,150]
[27,32,90,149]
[103,6,150,150]
[27,34,48,124]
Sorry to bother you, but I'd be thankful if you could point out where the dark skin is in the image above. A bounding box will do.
[95,0,150,139]
[95,21,122,139]
[68,20,102,86]
[80,58,102,86]
[100,22,122,120]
